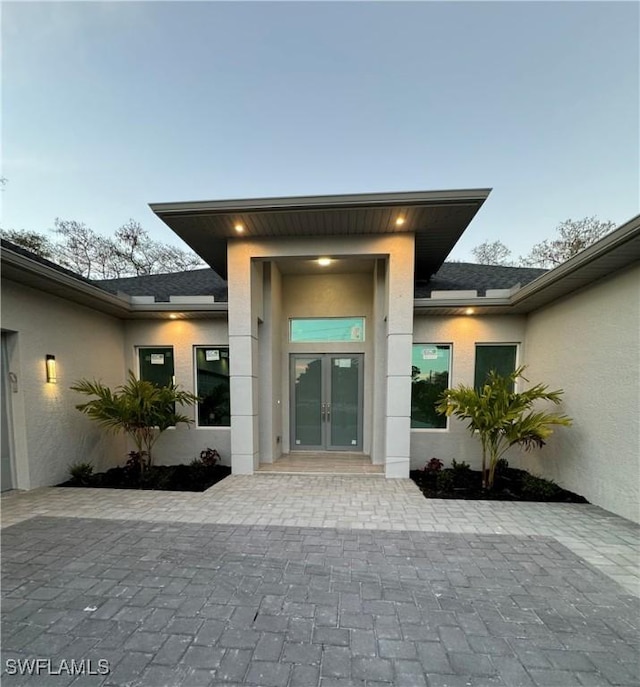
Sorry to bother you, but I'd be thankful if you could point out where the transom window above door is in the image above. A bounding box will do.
[290,317,365,343]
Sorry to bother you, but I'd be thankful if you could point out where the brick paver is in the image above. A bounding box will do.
[1,516,639,686]
[2,476,639,595]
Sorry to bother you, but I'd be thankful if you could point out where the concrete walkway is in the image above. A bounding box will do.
[2,475,639,597]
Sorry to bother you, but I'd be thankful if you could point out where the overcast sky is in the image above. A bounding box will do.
[2,1,638,263]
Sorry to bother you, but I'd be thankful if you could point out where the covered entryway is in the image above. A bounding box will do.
[290,353,363,451]
[152,189,491,476]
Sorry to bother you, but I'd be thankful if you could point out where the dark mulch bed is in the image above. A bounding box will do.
[411,461,588,502]
[59,463,231,492]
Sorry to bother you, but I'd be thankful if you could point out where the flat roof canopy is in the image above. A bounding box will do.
[150,188,491,279]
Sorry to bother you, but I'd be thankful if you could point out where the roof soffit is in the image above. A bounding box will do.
[150,189,491,279]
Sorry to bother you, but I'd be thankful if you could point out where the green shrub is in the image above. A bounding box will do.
[521,474,561,500]
[71,371,198,471]
[451,459,471,474]
[436,470,455,493]
[68,461,94,485]
[436,366,572,489]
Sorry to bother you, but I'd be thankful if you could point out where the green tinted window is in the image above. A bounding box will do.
[195,347,230,427]
[290,318,365,343]
[474,345,517,390]
[411,345,451,429]
[138,347,174,387]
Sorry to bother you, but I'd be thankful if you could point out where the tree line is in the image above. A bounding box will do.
[1,219,205,279]
[471,217,616,268]
[1,182,615,278]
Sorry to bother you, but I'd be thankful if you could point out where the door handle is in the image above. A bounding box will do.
[321,403,326,422]
[326,403,331,422]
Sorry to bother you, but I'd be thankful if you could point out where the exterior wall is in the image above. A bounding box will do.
[522,265,640,523]
[1,278,126,488]
[410,314,527,469]
[123,318,231,466]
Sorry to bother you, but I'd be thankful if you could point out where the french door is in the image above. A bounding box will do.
[291,354,364,451]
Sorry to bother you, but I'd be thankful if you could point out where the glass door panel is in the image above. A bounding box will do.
[292,357,323,448]
[330,356,360,449]
[291,354,363,451]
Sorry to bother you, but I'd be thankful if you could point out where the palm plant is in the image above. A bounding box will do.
[71,371,198,471]
[436,366,572,489]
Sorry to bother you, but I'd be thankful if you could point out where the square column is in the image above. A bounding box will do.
[227,243,261,473]
[384,234,415,478]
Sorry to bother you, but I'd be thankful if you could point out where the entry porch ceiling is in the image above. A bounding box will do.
[150,188,491,279]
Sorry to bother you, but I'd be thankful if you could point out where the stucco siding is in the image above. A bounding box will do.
[1,278,126,488]
[410,315,527,469]
[522,264,640,523]
[123,319,231,466]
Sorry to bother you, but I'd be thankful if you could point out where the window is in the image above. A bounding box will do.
[474,344,518,390]
[411,344,451,429]
[138,347,174,387]
[290,317,365,343]
[195,347,230,427]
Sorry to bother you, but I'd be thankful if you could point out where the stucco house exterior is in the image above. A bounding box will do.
[1,189,638,523]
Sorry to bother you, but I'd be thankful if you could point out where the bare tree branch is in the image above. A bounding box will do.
[519,217,616,268]
[2,219,206,278]
[471,240,513,266]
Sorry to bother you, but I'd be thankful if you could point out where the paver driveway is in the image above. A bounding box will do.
[1,476,639,686]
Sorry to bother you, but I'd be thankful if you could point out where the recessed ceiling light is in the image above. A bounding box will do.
[395,217,405,226]
[317,257,332,267]
[465,308,475,315]
[234,223,244,233]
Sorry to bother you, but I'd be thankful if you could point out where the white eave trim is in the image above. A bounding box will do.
[413,213,640,314]
[150,188,492,215]
[129,303,228,314]
[510,213,640,306]
[1,248,229,317]
[413,297,512,311]
[2,249,131,312]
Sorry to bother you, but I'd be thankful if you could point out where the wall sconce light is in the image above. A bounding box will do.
[46,354,57,383]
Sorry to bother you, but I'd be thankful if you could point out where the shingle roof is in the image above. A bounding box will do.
[96,263,546,301]
[3,236,546,301]
[415,262,547,298]
[95,269,228,302]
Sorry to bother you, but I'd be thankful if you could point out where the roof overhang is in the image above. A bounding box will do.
[414,213,640,315]
[0,248,228,320]
[150,188,491,279]
[508,213,640,313]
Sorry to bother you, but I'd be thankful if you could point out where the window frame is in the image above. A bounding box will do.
[193,345,231,429]
[410,342,453,432]
[136,346,175,387]
[289,317,366,343]
[473,343,520,391]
